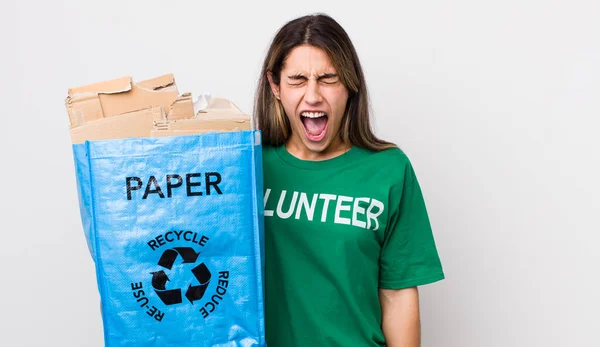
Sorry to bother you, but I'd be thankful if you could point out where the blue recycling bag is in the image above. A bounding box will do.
[72,130,266,347]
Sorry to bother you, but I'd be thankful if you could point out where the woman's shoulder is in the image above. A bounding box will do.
[359,146,412,168]
[260,145,286,172]
[261,144,280,161]
[357,146,417,184]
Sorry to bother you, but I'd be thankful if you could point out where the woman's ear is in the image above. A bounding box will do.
[267,71,280,100]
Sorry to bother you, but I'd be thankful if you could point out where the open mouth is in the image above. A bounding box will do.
[300,112,328,142]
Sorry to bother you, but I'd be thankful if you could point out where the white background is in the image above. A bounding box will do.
[1,0,599,346]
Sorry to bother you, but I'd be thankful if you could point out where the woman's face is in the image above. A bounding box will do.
[268,45,350,160]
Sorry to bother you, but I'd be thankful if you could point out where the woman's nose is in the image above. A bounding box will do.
[304,80,323,105]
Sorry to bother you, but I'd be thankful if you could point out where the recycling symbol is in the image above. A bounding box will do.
[151,247,212,305]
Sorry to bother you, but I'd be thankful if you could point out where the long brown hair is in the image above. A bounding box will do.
[254,13,396,151]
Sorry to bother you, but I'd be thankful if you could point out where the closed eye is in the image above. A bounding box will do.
[287,74,307,86]
[320,79,338,85]
[318,73,339,84]
[286,73,339,85]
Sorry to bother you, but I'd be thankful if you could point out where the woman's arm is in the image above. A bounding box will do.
[379,286,421,347]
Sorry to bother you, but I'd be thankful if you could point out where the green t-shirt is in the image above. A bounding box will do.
[262,144,444,347]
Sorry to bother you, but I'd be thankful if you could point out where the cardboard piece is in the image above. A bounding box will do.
[70,107,162,144]
[66,74,250,144]
[152,97,251,137]
[66,74,179,126]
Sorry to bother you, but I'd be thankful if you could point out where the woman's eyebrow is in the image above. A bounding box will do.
[287,73,338,80]
[287,73,307,80]
[318,73,338,79]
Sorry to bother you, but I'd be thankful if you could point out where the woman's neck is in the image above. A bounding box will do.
[285,135,351,161]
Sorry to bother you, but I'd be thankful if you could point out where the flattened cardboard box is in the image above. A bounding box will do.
[65,74,251,143]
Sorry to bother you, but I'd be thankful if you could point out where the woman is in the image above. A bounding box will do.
[254,13,445,347]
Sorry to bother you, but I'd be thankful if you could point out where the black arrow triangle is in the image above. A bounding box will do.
[191,263,212,285]
[155,289,182,306]
[185,283,209,304]
[157,249,179,270]
[174,247,200,263]
[151,271,169,290]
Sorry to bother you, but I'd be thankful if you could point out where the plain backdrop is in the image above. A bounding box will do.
[1,0,599,346]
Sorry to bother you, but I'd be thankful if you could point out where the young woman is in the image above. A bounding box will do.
[254,14,445,347]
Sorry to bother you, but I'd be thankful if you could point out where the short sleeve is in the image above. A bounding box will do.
[379,159,445,289]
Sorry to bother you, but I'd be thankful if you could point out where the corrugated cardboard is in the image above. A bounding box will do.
[66,74,250,144]
[166,93,195,121]
[151,118,251,137]
[66,74,179,127]
[69,107,161,144]
[152,97,251,137]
